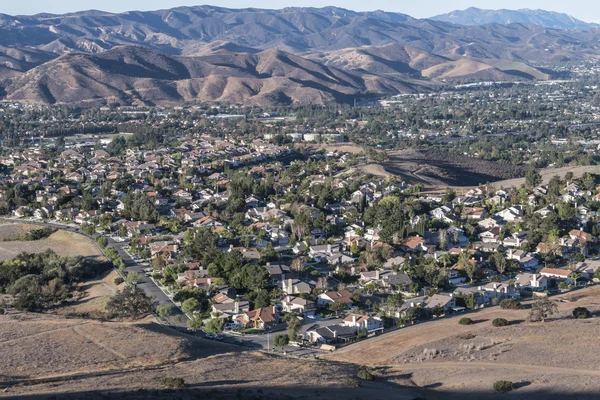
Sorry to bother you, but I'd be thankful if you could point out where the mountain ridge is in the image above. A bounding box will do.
[431,7,598,30]
[0,5,597,106]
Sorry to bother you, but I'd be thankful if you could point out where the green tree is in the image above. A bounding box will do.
[287,315,301,342]
[529,297,557,322]
[126,271,143,284]
[525,167,542,189]
[204,318,225,335]
[157,304,174,319]
[273,333,289,350]
[181,298,201,313]
[329,301,347,317]
[106,285,153,319]
[187,314,203,332]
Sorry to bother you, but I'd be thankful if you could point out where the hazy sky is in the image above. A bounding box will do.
[2,1,599,22]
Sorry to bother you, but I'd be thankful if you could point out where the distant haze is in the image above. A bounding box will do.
[1,1,599,23]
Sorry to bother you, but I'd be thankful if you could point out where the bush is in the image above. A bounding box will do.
[492,380,514,392]
[157,304,174,319]
[343,378,361,387]
[492,318,509,327]
[500,298,522,310]
[357,365,374,381]
[573,307,591,319]
[97,236,108,249]
[160,377,185,388]
[458,317,473,325]
[114,277,124,285]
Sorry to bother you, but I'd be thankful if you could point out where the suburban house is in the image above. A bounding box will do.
[343,313,384,333]
[211,300,250,318]
[280,296,317,316]
[282,278,313,295]
[540,267,572,284]
[237,306,280,330]
[424,294,456,313]
[317,290,354,307]
[305,324,357,344]
[514,272,549,291]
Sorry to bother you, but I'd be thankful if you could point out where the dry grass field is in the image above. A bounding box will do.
[0,223,43,241]
[327,286,600,399]
[0,228,102,262]
[4,288,600,398]
[0,311,420,400]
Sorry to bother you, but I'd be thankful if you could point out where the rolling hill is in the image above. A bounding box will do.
[1,46,425,106]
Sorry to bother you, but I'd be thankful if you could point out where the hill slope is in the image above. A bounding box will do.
[1,46,425,106]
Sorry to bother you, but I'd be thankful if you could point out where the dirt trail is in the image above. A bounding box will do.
[390,361,600,376]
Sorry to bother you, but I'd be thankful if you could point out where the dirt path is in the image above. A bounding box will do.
[71,325,128,360]
[390,361,600,376]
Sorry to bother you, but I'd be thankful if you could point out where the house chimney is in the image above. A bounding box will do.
[352,315,356,324]
[532,274,537,285]
[327,244,332,254]
[287,278,293,294]
[207,278,212,286]
[493,283,498,289]
[333,328,337,338]
[235,301,239,314]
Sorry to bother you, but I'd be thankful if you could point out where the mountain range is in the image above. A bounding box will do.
[0,6,598,107]
[431,7,598,30]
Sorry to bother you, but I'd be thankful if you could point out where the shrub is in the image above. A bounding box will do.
[157,304,174,319]
[500,298,522,310]
[114,277,124,285]
[492,318,509,327]
[573,307,591,319]
[492,380,514,392]
[343,378,361,387]
[458,317,473,325]
[357,365,374,381]
[160,377,185,388]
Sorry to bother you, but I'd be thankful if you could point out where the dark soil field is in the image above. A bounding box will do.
[381,148,527,187]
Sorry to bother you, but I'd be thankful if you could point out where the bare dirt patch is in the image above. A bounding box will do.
[380,148,526,188]
[56,270,124,319]
[0,229,102,262]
